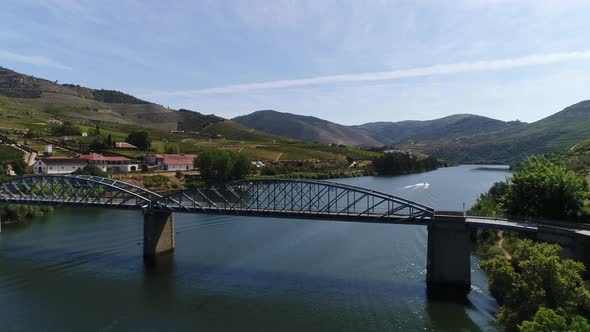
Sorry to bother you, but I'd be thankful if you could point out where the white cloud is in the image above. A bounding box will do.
[147,50,590,96]
[0,50,72,70]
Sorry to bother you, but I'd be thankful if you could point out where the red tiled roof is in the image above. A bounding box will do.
[156,154,196,165]
[79,153,130,162]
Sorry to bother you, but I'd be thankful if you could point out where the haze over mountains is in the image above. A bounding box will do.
[2,65,590,164]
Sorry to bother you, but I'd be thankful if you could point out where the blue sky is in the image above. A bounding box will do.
[2,0,590,125]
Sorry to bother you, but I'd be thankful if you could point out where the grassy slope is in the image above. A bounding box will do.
[406,100,590,164]
[0,145,24,164]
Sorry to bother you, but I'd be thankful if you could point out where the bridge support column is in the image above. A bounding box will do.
[427,212,471,297]
[144,210,175,257]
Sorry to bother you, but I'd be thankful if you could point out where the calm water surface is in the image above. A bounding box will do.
[0,165,511,331]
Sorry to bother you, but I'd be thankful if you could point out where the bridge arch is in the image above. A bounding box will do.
[0,175,161,209]
[154,178,434,222]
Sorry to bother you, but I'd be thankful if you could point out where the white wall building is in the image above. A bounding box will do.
[33,158,87,175]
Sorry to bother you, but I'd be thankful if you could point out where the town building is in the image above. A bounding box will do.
[147,154,196,171]
[79,153,139,172]
[33,157,87,175]
[33,153,140,174]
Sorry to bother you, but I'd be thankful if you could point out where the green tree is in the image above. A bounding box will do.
[372,152,440,175]
[51,121,82,136]
[164,142,180,154]
[481,240,590,331]
[73,165,107,177]
[504,157,588,219]
[10,159,26,176]
[195,149,251,182]
[89,135,109,150]
[468,181,509,217]
[519,307,590,332]
[126,130,151,151]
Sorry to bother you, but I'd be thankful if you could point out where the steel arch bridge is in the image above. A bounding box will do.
[154,178,434,222]
[0,175,162,209]
[0,176,434,222]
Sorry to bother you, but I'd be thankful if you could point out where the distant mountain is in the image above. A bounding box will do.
[356,114,525,145]
[0,66,223,132]
[233,110,382,146]
[415,100,590,163]
[233,110,526,148]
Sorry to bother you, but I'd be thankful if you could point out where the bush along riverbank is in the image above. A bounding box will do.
[469,157,590,331]
[0,204,54,224]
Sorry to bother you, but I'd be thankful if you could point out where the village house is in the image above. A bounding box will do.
[33,157,87,175]
[79,153,139,172]
[147,154,196,171]
[33,153,140,174]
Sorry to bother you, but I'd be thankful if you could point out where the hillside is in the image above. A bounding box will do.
[356,114,525,145]
[233,110,382,147]
[411,100,590,163]
[0,66,223,133]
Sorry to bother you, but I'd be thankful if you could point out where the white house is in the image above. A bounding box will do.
[79,153,139,172]
[33,158,87,175]
[147,154,196,171]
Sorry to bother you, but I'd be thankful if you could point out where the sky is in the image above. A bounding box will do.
[2,0,590,125]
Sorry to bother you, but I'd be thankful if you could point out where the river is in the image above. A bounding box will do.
[0,165,512,331]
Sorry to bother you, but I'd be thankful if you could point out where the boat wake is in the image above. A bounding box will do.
[402,182,430,190]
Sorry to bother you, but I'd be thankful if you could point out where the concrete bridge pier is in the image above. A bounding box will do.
[144,210,175,257]
[426,212,471,297]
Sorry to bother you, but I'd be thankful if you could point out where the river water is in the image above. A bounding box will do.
[0,165,511,331]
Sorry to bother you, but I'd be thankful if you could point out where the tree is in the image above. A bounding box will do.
[126,130,151,151]
[504,157,588,219]
[195,149,251,182]
[51,121,82,136]
[10,159,26,176]
[164,142,180,154]
[89,135,109,150]
[73,165,107,177]
[372,152,440,175]
[519,307,590,332]
[93,124,101,136]
[481,240,590,330]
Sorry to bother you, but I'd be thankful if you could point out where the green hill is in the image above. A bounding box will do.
[233,110,382,147]
[0,66,222,133]
[411,100,590,163]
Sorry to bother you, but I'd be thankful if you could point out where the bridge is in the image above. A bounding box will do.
[2,175,590,296]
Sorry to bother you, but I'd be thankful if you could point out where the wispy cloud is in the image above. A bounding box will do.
[147,50,590,96]
[0,50,72,70]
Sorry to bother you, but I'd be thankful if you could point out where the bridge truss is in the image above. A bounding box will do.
[0,175,161,209]
[155,179,434,222]
[0,176,434,222]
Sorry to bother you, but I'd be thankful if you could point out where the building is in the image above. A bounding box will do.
[79,153,139,172]
[115,142,138,149]
[33,153,140,174]
[44,144,53,156]
[147,154,196,171]
[34,157,87,175]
